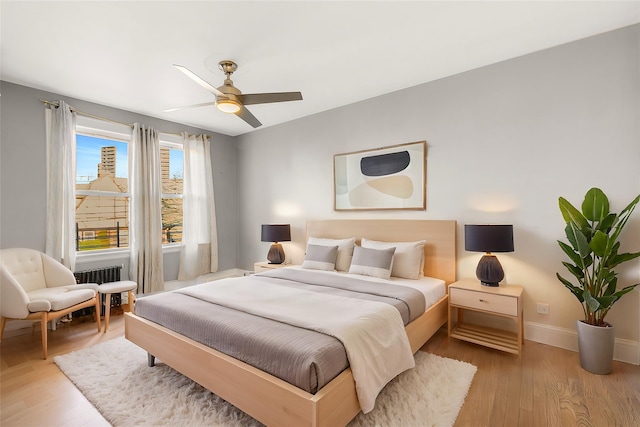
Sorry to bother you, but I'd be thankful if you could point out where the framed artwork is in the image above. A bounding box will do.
[334,140,426,211]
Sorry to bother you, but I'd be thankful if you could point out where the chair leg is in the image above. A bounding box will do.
[0,317,6,342]
[95,294,102,333]
[126,290,136,314]
[41,312,48,360]
[103,293,111,333]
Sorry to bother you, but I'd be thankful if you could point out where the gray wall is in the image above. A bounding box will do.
[236,25,640,349]
[0,81,238,279]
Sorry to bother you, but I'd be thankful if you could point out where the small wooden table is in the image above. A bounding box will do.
[448,279,524,356]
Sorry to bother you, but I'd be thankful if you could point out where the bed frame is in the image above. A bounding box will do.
[125,219,456,427]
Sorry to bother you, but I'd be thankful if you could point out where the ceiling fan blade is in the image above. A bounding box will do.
[163,101,217,113]
[173,64,224,97]
[236,105,262,128]
[238,92,303,105]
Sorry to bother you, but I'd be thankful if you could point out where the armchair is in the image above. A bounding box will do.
[0,248,101,359]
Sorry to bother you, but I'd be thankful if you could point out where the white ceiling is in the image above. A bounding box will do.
[2,1,638,136]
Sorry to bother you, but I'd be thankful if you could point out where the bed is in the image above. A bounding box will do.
[125,219,456,427]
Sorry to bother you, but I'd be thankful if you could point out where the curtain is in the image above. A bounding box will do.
[45,101,77,270]
[129,124,164,293]
[178,133,218,280]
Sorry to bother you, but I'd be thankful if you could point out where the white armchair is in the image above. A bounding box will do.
[0,248,101,359]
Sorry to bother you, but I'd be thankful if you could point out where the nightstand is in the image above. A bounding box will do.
[448,279,524,356]
[254,262,292,273]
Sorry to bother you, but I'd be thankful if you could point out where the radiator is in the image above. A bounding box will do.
[74,265,122,285]
[74,265,124,316]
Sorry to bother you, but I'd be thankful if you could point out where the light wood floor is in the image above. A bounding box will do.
[1,316,639,427]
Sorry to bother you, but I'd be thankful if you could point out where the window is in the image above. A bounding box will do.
[160,139,184,245]
[75,119,131,252]
[75,117,184,252]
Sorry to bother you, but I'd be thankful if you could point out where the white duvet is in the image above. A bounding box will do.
[178,276,415,413]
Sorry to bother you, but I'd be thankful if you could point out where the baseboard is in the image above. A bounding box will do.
[525,321,640,365]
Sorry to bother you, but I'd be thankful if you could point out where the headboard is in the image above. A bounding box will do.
[306,219,457,285]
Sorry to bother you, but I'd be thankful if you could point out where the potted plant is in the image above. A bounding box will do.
[557,187,640,374]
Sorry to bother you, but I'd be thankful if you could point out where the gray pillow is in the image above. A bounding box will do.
[301,244,339,271]
[348,245,396,279]
[307,237,355,271]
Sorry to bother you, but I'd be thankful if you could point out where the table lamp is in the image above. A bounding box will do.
[261,224,291,264]
[464,224,514,287]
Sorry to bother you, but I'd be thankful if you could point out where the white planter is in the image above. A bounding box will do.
[576,320,615,375]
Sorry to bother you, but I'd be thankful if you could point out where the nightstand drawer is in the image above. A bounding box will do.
[450,288,518,316]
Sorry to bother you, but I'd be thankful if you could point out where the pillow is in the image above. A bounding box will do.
[307,237,356,271]
[361,238,426,279]
[348,245,396,280]
[301,244,339,271]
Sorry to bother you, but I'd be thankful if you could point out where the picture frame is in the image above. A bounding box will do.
[333,140,426,211]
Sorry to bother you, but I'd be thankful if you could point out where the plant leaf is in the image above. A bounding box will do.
[556,273,584,302]
[559,197,589,229]
[590,230,609,258]
[582,188,609,222]
[561,261,584,280]
[558,240,583,267]
[583,288,600,313]
[603,275,617,296]
[609,193,640,243]
[607,251,640,269]
[598,213,617,233]
[566,223,591,259]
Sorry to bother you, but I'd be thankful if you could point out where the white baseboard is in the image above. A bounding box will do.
[525,321,640,365]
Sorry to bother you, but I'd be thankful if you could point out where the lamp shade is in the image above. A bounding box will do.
[261,224,291,243]
[464,225,514,253]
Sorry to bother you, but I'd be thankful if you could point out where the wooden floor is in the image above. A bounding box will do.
[1,316,639,427]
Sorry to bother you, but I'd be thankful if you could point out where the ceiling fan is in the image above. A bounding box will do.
[166,60,303,128]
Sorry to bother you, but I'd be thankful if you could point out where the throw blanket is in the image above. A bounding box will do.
[259,268,426,324]
[177,274,415,413]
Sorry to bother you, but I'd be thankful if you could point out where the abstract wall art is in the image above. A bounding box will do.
[334,141,426,210]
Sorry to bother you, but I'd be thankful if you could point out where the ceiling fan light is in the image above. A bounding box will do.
[216,99,241,114]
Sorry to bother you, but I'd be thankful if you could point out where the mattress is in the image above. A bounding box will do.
[135,268,444,394]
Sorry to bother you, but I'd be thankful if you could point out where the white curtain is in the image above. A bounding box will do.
[129,124,164,293]
[178,133,218,280]
[45,101,77,270]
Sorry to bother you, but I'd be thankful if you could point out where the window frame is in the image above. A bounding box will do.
[74,118,185,258]
[75,118,131,258]
[159,137,184,249]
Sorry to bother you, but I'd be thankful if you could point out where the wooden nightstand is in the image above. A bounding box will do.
[253,262,292,273]
[448,279,524,356]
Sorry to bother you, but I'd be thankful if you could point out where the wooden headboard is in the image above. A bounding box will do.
[306,219,457,284]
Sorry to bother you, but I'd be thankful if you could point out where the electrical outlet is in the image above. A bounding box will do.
[537,303,550,315]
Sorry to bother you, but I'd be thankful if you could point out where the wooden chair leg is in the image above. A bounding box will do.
[126,290,136,314]
[41,312,48,360]
[103,293,111,333]
[94,295,102,333]
[0,317,6,342]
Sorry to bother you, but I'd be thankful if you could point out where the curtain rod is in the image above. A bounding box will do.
[40,99,212,139]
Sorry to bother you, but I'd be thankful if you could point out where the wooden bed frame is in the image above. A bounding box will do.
[125,219,456,427]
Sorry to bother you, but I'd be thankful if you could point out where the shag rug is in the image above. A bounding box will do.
[55,337,476,427]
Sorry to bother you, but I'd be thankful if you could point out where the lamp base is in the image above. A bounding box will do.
[476,253,504,287]
[267,243,285,264]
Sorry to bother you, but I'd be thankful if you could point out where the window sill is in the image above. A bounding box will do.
[76,244,183,263]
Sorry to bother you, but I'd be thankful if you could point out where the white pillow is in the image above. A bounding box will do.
[348,245,396,280]
[307,237,356,271]
[301,244,339,271]
[361,238,426,279]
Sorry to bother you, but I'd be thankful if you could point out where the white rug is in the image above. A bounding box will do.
[54,337,476,427]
